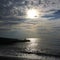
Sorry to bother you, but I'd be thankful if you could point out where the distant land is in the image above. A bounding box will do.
[0,37,30,44]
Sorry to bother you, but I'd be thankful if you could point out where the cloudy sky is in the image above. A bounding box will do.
[0,0,60,39]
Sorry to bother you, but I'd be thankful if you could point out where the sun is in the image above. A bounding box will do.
[26,9,39,19]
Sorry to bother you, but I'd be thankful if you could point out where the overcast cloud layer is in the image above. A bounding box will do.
[0,0,60,39]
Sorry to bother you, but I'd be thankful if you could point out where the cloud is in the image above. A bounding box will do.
[0,0,60,25]
[0,0,26,17]
[0,16,26,31]
[0,0,60,19]
[42,10,60,20]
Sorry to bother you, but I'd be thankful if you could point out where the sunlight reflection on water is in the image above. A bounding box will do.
[25,38,42,52]
[26,38,39,42]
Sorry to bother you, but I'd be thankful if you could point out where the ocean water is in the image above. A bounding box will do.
[0,38,60,60]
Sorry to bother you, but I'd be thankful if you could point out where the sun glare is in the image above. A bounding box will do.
[26,38,38,42]
[26,9,39,19]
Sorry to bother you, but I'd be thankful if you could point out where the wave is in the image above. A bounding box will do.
[18,50,60,58]
[0,37,60,58]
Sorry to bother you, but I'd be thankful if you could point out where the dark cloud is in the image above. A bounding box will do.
[0,16,26,28]
[0,16,26,31]
[0,16,25,21]
[0,0,26,16]
[0,0,27,31]
[42,10,60,20]
[0,0,60,17]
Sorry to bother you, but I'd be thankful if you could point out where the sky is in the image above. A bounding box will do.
[0,0,60,39]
